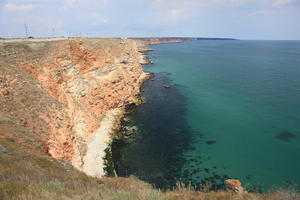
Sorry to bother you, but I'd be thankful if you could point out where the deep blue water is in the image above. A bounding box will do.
[112,40,300,191]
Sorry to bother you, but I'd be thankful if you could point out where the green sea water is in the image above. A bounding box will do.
[112,40,300,191]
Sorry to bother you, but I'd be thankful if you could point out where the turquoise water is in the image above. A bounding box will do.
[112,40,300,191]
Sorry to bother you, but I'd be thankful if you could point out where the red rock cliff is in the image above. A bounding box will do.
[0,38,147,175]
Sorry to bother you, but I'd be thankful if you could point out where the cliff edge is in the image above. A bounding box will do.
[0,38,148,177]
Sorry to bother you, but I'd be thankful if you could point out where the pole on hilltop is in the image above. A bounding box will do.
[24,24,28,38]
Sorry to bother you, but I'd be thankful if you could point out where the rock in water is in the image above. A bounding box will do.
[275,130,297,142]
[205,140,216,145]
[224,179,246,194]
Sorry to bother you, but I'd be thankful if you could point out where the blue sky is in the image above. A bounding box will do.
[0,0,300,39]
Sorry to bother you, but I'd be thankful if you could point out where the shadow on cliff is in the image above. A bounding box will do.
[112,71,193,190]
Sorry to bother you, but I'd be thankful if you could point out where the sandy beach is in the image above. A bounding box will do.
[82,108,123,177]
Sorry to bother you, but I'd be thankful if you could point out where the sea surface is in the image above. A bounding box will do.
[112,40,300,191]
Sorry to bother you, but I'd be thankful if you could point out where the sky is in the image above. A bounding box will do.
[0,0,300,40]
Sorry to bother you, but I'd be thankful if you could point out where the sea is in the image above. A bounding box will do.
[112,40,300,191]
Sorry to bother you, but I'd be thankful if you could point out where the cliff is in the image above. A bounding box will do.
[134,37,197,52]
[0,38,298,200]
[0,38,148,177]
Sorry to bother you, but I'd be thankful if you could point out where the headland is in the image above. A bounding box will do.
[0,37,298,200]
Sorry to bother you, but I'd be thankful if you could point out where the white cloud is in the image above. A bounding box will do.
[157,8,189,25]
[169,9,182,16]
[4,3,35,11]
[246,9,274,18]
[60,0,109,11]
[152,0,299,7]
[152,0,250,7]
[273,0,298,6]
[89,13,108,25]
[64,0,78,6]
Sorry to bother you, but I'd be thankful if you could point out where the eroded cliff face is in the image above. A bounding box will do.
[0,38,147,176]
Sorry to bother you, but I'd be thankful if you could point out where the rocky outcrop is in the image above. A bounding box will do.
[0,38,148,177]
[134,38,197,65]
[225,179,246,194]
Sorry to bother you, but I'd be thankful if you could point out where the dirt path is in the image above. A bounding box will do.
[0,37,67,43]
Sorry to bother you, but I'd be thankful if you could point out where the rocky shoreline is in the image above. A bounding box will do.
[101,74,152,177]
[0,37,196,178]
[105,39,193,177]
[104,39,249,193]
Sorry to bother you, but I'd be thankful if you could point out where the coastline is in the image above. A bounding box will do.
[101,38,196,176]
[101,39,187,177]
[0,37,193,178]
[2,38,300,199]
[82,71,151,177]
[109,40,300,191]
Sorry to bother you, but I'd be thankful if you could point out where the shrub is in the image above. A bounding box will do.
[44,181,63,192]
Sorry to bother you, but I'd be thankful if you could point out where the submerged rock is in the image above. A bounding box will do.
[205,140,216,145]
[275,130,297,142]
[123,117,130,122]
[123,126,138,136]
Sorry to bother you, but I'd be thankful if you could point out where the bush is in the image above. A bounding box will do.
[44,181,63,192]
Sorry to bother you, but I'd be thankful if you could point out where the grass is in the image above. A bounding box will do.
[1,137,299,200]
[0,137,166,200]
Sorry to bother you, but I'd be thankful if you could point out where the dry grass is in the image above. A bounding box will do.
[0,137,166,200]
[165,186,300,200]
[1,138,299,200]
